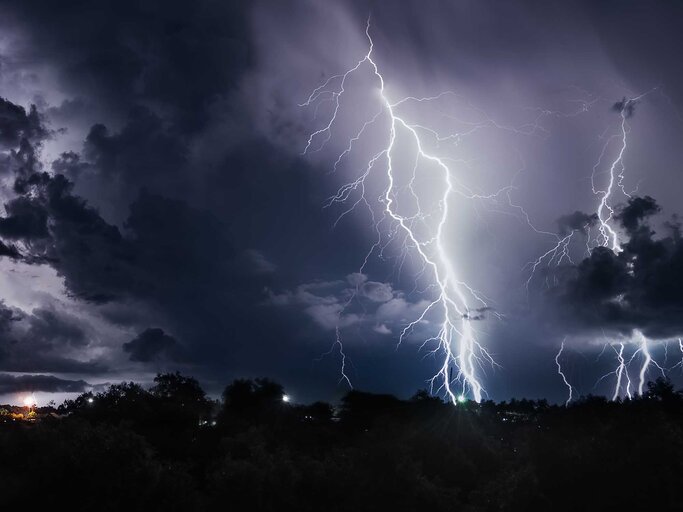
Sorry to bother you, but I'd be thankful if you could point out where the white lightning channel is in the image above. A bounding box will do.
[301,19,503,403]
[612,343,632,401]
[591,89,658,252]
[671,338,683,372]
[315,327,353,389]
[555,339,574,406]
[630,330,666,396]
[529,89,673,400]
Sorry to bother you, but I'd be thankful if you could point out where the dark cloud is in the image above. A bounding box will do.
[50,151,92,181]
[0,196,49,240]
[26,308,88,348]
[83,106,188,198]
[612,97,637,118]
[0,130,43,180]
[2,156,240,308]
[0,97,47,148]
[615,195,660,234]
[0,0,250,129]
[123,328,182,363]
[0,300,106,374]
[543,196,683,339]
[0,355,107,375]
[0,96,50,192]
[0,96,284,385]
[0,0,683,403]
[0,373,90,394]
[557,211,599,237]
[0,240,21,259]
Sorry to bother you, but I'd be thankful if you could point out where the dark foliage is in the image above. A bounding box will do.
[2,374,683,510]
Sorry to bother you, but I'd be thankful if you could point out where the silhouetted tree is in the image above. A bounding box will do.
[646,377,679,402]
[219,378,286,424]
[151,372,213,423]
[302,401,334,422]
[4,376,683,510]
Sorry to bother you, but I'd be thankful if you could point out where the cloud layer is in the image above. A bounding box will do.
[0,0,683,404]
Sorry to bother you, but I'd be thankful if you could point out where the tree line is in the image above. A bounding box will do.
[1,373,683,511]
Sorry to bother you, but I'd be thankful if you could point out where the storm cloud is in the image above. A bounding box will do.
[123,328,183,363]
[541,197,683,339]
[0,0,683,404]
[0,373,90,394]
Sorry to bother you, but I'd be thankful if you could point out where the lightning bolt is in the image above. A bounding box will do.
[528,89,674,399]
[597,332,667,400]
[523,231,576,292]
[612,342,632,400]
[300,18,504,403]
[555,339,574,406]
[595,342,633,400]
[671,338,683,373]
[591,91,671,399]
[302,18,601,403]
[525,90,658,288]
[315,327,353,389]
[591,88,658,251]
[630,330,666,396]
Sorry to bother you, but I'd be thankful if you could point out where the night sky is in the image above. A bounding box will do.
[1,0,683,405]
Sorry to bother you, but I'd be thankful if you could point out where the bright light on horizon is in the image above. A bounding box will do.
[282,394,291,403]
[23,395,36,407]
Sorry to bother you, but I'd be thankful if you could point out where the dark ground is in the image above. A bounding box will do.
[1,373,681,511]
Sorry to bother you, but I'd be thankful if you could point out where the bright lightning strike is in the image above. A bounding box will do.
[316,327,353,389]
[300,18,504,403]
[596,333,667,400]
[527,89,657,285]
[590,88,660,252]
[525,88,674,401]
[671,338,683,373]
[524,95,648,286]
[554,339,574,406]
[630,330,666,396]
[590,92,668,400]
[612,342,632,401]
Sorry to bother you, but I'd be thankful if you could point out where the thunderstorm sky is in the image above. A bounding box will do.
[1,0,683,405]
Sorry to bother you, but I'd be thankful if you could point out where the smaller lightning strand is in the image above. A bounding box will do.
[529,90,673,399]
[526,89,659,289]
[630,330,666,396]
[592,103,630,252]
[670,338,683,372]
[555,339,574,406]
[591,88,658,251]
[335,327,352,389]
[594,341,633,400]
[523,231,576,291]
[315,327,353,389]
[635,333,651,396]
[596,333,671,400]
[612,343,632,400]
[591,93,665,399]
